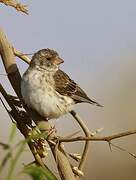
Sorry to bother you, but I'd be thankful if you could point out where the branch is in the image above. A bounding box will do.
[0,29,57,179]
[0,31,75,180]
[13,48,31,64]
[0,0,28,14]
[70,110,90,179]
[13,47,98,179]
[8,46,92,178]
[37,121,76,180]
[0,29,22,98]
[59,129,136,143]
[1,29,135,179]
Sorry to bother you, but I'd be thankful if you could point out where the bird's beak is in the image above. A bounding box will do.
[53,57,64,65]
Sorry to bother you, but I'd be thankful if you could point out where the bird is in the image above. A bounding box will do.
[21,49,102,120]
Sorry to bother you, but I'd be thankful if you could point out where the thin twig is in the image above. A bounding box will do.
[63,130,81,139]
[13,48,31,64]
[109,142,136,159]
[70,110,90,179]
[0,0,28,14]
[59,129,136,142]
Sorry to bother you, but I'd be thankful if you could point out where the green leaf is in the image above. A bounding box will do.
[0,142,10,149]
[0,152,11,174]
[9,123,17,143]
[23,165,57,180]
[6,140,26,180]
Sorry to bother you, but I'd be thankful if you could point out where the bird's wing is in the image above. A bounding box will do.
[53,69,102,106]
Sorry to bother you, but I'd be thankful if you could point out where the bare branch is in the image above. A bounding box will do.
[59,129,136,143]
[109,142,136,159]
[0,29,22,98]
[13,48,78,180]
[38,121,76,180]
[13,47,76,180]
[0,0,28,14]
[70,110,90,179]
[13,48,31,64]
[0,29,57,179]
[1,28,135,180]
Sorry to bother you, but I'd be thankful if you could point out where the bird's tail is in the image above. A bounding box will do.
[73,95,103,107]
[90,100,103,107]
[88,99,103,107]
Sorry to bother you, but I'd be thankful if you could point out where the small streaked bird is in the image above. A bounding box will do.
[21,49,102,120]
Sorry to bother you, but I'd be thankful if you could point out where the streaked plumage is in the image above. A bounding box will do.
[21,49,102,120]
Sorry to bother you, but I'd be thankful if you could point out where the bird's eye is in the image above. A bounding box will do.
[46,58,50,60]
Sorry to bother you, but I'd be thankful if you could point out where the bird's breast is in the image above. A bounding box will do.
[21,69,74,119]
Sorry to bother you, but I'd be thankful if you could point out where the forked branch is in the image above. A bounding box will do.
[59,129,136,142]
[0,29,76,180]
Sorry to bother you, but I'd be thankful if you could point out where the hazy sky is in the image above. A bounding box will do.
[0,1,136,180]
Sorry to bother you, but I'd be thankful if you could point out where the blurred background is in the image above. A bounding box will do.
[0,0,136,179]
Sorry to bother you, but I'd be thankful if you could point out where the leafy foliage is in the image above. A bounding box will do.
[0,124,56,180]
[23,165,56,180]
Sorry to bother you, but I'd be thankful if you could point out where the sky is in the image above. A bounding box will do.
[0,1,136,180]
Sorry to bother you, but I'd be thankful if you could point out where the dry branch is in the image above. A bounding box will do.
[0,0,28,14]
[1,28,136,180]
[70,110,90,179]
[0,29,57,179]
[0,29,76,180]
[13,47,91,179]
[13,48,31,64]
[59,129,136,143]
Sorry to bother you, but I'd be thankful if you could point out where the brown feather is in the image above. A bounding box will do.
[53,69,102,106]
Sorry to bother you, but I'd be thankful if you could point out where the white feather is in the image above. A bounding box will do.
[21,68,74,119]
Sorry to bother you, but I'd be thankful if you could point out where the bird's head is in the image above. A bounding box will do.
[30,49,64,72]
